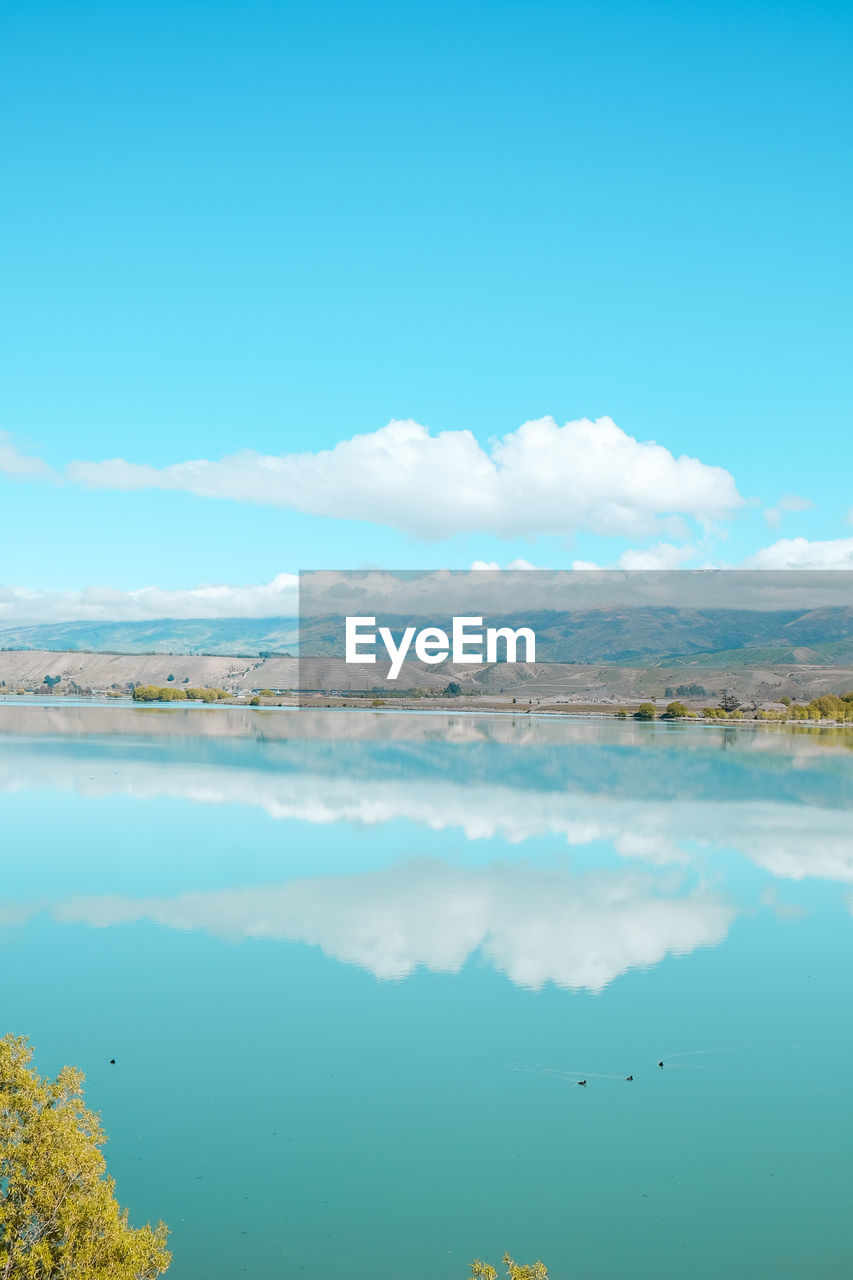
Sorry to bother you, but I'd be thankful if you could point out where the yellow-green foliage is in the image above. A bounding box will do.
[131,685,186,702]
[702,696,853,723]
[634,702,657,720]
[133,685,229,703]
[184,687,218,703]
[807,694,853,721]
[0,1035,170,1279]
[788,694,853,722]
[662,701,695,719]
[470,1255,549,1280]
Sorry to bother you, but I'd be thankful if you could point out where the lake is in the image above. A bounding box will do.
[2,704,853,1279]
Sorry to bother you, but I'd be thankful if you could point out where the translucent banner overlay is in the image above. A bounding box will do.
[297,569,853,706]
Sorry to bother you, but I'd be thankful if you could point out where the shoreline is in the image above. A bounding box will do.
[3,647,853,708]
[2,693,852,730]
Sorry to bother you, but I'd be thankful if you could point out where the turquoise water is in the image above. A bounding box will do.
[2,705,853,1278]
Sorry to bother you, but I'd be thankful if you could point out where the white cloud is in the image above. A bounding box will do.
[569,532,853,574]
[45,861,736,993]
[3,552,853,627]
[470,558,543,570]
[0,574,298,625]
[615,542,697,570]
[741,536,853,569]
[66,416,743,540]
[0,431,57,481]
[571,543,697,570]
[763,494,813,529]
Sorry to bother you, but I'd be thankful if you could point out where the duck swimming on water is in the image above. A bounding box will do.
[578,1079,587,1087]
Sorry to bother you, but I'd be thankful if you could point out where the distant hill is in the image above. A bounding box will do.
[297,606,853,665]
[1,605,852,664]
[0,617,298,657]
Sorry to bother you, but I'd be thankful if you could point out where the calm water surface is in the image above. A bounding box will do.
[2,705,853,1278]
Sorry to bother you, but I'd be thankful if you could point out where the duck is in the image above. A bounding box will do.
[577,1079,587,1087]
[658,1061,664,1068]
[626,1075,633,1081]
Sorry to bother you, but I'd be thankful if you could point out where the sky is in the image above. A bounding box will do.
[2,0,852,623]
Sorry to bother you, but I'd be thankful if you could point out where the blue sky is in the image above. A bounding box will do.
[2,0,852,619]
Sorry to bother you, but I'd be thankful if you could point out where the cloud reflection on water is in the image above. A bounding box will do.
[1,710,850,993]
[0,745,851,883]
[50,861,735,993]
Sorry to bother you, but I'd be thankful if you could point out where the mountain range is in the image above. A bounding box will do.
[2,605,853,665]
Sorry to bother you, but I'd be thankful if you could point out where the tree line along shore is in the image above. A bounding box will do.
[2,677,853,724]
[2,649,853,721]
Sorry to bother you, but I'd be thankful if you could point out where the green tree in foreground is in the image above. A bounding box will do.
[0,1035,170,1279]
[471,1255,549,1279]
[634,702,657,720]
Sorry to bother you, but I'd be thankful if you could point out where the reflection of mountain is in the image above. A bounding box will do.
[4,704,853,769]
[45,861,736,993]
[1,716,852,883]
[1,705,852,806]
[5,708,849,992]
